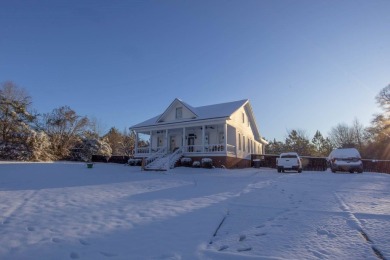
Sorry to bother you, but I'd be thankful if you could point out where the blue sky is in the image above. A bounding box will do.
[1,0,389,141]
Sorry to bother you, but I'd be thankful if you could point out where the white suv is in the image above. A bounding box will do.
[327,148,363,173]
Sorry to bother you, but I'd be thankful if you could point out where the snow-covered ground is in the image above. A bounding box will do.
[0,162,389,260]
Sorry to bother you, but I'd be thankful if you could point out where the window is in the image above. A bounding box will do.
[238,134,241,150]
[243,136,245,151]
[176,107,182,119]
[242,112,245,124]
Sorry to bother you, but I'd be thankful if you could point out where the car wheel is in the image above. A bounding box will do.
[349,170,354,173]
[298,169,302,173]
[277,168,281,173]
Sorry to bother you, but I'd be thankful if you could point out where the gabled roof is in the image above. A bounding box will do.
[130,99,248,129]
[156,98,198,123]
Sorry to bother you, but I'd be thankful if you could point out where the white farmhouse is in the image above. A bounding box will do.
[130,98,267,169]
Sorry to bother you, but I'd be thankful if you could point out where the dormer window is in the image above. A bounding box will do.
[176,107,183,119]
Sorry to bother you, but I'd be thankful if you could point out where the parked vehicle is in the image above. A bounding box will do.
[327,148,363,173]
[276,152,302,173]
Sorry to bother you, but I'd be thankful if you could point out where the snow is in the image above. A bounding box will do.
[0,162,389,260]
[131,99,248,129]
[328,148,362,159]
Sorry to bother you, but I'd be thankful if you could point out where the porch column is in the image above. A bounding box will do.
[202,125,205,152]
[149,131,152,154]
[224,123,227,154]
[182,127,186,150]
[165,129,168,152]
[135,131,138,155]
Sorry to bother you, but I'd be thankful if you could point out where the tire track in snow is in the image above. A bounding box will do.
[207,175,283,248]
[335,193,386,260]
[1,190,38,225]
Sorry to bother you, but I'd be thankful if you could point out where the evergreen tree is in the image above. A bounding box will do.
[285,129,314,156]
[312,130,333,157]
[265,138,285,155]
[104,127,123,155]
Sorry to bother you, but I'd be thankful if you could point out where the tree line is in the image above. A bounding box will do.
[266,84,390,160]
[1,81,390,162]
[0,81,135,162]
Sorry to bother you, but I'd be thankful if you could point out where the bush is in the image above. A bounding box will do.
[180,157,192,167]
[0,143,30,161]
[128,158,142,166]
[201,158,213,168]
[192,161,201,168]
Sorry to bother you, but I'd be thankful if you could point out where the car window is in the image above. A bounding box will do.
[281,155,297,158]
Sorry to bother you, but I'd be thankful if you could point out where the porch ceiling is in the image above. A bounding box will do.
[135,122,227,134]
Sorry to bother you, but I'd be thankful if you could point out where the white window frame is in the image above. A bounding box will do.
[176,107,183,119]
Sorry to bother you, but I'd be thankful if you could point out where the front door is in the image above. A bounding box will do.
[188,136,195,152]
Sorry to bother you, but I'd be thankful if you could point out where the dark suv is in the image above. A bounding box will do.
[327,148,363,173]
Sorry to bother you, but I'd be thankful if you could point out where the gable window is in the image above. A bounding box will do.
[242,112,245,124]
[176,107,183,119]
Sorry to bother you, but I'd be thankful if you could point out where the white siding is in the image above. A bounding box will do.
[163,104,195,122]
[229,105,263,158]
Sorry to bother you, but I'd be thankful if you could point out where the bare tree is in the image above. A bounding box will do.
[41,106,89,159]
[0,81,34,144]
[120,128,135,156]
[351,119,366,151]
[328,123,355,148]
[376,84,390,112]
[366,84,390,159]
[328,119,367,150]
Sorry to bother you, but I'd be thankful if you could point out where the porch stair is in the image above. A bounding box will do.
[145,148,183,171]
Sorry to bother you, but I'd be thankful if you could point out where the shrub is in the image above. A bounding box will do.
[192,161,201,168]
[180,157,192,167]
[201,158,213,168]
[128,158,142,166]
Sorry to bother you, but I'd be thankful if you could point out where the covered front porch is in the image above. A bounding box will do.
[133,123,237,158]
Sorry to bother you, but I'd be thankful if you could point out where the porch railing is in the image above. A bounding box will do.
[136,146,167,154]
[145,147,167,166]
[136,144,236,156]
[136,147,150,154]
[182,144,236,155]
